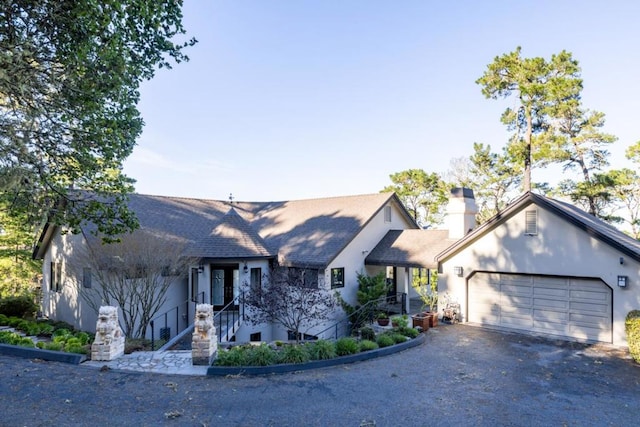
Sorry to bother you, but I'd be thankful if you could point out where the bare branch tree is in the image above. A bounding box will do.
[241,265,337,342]
[73,231,194,338]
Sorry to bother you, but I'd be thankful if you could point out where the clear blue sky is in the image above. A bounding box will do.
[123,1,640,202]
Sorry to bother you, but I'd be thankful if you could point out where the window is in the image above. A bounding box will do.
[384,205,392,222]
[50,261,62,292]
[525,210,538,235]
[250,332,262,342]
[331,267,344,289]
[250,268,262,291]
[82,268,92,289]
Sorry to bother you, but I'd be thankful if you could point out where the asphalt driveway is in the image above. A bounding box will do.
[1,324,639,426]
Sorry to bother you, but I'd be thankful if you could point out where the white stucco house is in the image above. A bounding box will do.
[435,190,640,347]
[32,188,640,348]
[32,192,429,343]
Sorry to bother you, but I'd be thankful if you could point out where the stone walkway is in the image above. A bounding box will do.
[83,350,209,375]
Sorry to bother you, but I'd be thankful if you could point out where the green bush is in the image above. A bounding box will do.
[626,310,640,363]
[359,326,376,341]
[17,337,35,348]
[278,344,310,364]
[336,337,360,356]
[44,342,64,352]
[247,344,278,366]
[359,339,379,352]
[0,295,37,318]
[376,334,395,348]
[0,330,20,345]
[387,333,408,344]
[74,332,91,345]
[391,315,409,328]
[36,323,54,337]
[396,326,420,339]
[307,340,336,360]
[7,317,22,327]
[214,346,250,366]
[65,344,88,355]
[0,314,8,325]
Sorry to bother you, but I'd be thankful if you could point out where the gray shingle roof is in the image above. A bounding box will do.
[366,229,455,268]
[189,208,275,259]
[35,192,416,268]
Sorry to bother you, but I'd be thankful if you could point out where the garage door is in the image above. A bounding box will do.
[468,273,612,343]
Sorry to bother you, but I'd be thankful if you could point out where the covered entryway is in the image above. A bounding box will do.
[468,273,612,343]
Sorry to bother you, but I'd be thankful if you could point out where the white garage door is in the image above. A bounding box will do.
[468,273,612,343]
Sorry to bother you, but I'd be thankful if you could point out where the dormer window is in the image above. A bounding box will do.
[525,210,538,235]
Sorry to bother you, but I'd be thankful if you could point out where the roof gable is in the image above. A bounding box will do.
[366,229,454,268]
[437,191,640,263]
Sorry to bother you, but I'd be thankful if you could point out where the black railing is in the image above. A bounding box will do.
[149,291,205,351]
[316,292,407,341]
[214,292,244,342]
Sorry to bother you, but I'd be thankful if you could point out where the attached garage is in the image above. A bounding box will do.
[468,273,612,343]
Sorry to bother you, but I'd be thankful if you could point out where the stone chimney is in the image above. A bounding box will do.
[445,188,477,239]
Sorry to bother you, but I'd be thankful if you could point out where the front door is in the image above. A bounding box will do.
[211,266,239,309]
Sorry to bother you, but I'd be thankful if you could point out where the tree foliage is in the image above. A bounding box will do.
[0,201,41,297]
[75,231,193,338]
[0,0,196,238]
[241,265,338,342]
[382,169,448,228]
[477,47,582,191]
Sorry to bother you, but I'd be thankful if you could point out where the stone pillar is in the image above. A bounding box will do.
[192,303,217,365]
[91,306,125,361]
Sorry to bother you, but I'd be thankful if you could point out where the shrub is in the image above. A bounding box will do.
[391,315,409,328]
[52,328,72,339]
[626,310,640,363]
[278,344,310,364]
[359,326,376,341]
[335,337,359,356]
[307,340,336,360]
[215,346,249,366]
[7,317,23,327]
[376,334,395,348]
[17,337,35,348]
[74,332,91,346]
[247,344,277,366]
[65,344,88,355]
[0,331,21,345]
[359,339,379,352]
[0,314,8,325]
[396,326,419,339]
[387,333,408,344]
[44,342,63,352]
[0,295,37,318]
[36,323,54,337]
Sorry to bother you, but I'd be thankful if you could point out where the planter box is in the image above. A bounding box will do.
[411,314,430,330]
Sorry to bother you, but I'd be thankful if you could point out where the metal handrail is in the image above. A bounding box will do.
[149,291,205,350]
[213,291,244,342]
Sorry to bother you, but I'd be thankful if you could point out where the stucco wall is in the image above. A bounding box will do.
[438,201,640,347]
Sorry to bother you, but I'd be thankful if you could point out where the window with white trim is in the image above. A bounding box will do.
[50,261,62,292]
[331,267,345,289]
[384,206,392,222]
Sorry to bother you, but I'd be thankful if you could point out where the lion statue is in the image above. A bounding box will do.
[94,306,123,346]
[193,303,214,340]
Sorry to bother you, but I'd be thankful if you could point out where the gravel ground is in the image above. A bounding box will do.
[1,324,639,427]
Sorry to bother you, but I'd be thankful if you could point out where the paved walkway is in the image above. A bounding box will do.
[83,350,209,375]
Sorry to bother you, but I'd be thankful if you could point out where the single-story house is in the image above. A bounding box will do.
[33,191,435,342]
[436,190,640,347]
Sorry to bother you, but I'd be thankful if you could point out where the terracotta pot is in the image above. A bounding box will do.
[377,318,390,327]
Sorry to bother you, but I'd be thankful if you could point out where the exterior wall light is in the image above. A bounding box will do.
[243,262,249,274]
[618,275,628,288]
[454,266,463,277]
[197,265,204,274]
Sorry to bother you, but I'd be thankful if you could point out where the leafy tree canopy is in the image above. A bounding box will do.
[0,0,196,237]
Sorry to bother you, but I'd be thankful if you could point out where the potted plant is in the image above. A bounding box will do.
[412,270,439,327]
[411,312,430,330]
[376,312,390,327]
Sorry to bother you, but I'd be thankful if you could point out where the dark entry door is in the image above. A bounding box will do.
[211,266,239,309]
